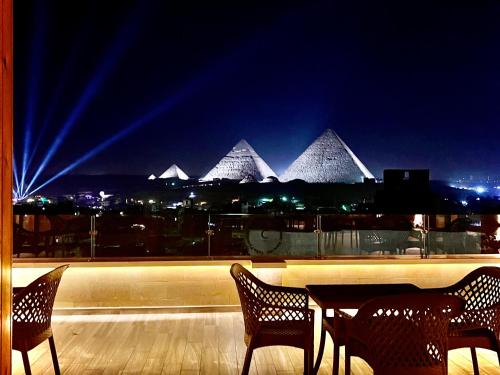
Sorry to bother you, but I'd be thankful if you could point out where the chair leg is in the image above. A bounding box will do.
[303,348,308,375]
[333,343,340,375]
[21,351,32,375]
[470,347,479,375]
[345,349,351,375]
[242,345,254,375]
[303,345,313,375]
[49,335,61,375]
[308,346,314,375]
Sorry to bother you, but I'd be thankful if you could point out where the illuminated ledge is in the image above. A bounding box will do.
[12,256,500,268]
[13,258,500,312]
[53,305,241,315]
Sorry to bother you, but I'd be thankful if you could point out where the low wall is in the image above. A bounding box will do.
[12,258,500,313]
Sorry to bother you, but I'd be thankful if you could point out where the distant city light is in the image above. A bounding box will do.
[474,186,486,194]
[413,214,423,227]
[461,200,468,206]
[189,192,196,198]
[148,199,155,204]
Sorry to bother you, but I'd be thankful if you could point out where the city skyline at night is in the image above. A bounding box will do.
[13,0,500,198]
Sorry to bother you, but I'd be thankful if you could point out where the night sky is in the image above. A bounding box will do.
[14,0,500,188]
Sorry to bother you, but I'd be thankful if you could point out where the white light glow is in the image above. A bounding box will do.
[496,215,500,241]
[474,186,486,194]
[413,214,423,228]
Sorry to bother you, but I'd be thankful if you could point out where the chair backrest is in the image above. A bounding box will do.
[230,263,308,335]
[444,266,500,310]
[349,294,464,375]
[13,265,69,341]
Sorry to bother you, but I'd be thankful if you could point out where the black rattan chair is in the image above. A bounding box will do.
[426,266,500,374]
[230,263,314,375]
[344,293,465,375]
[12,265,69,375]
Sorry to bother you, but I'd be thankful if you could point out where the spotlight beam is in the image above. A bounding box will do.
[19,0,47,195]
[24,14,291,197]
[24,5,147,195]
[27,92,189,197]
[27,24,93,172]
[13,155,20,196]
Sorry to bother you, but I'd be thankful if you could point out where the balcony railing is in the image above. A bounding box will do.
[12,212,500,259]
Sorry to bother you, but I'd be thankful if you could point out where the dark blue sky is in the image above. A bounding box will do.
[14,0,500,185]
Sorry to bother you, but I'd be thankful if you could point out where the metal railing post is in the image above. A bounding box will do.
[90,215,96,259]
[314,214,322,258]
[206,213,214,257]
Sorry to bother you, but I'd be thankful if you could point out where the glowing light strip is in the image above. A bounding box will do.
[25,8,146,195]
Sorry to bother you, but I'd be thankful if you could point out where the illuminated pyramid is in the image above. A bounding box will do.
[279,129,374,183]
[201,139,277,182]
[158,164,189,180]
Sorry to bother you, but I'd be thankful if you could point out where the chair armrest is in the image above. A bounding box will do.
[451,302,500,335]
[260,284,309,309]
[257,305,314,323]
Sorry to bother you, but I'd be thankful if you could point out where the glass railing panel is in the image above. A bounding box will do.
[427,214,499,255]
[209,214,318,257]
[319,214,420,256]
[11,212,500,259]
[94,212,209,257]
[13,213,92,258]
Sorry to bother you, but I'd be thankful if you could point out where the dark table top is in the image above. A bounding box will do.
[306,283,422,309]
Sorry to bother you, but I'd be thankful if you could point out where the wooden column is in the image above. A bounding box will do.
[0,0,13,373]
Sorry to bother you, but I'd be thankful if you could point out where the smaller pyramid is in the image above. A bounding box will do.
[147,174,157,180]
[201,139,276,182]
[280,129,374,183]
[159,164,189,180]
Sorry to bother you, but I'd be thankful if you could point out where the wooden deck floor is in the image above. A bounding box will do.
[12,309,500,375]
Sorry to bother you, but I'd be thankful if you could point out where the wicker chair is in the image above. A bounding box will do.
[426,266,500,374]
[344,294,465,375]
[12,265,69,375]
[230,263,314,375]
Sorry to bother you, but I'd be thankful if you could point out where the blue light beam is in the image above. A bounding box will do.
[24,6,147,195]
[25,14,292,196]
[13,155,20,197]
[19,0,47,195]
[26,24,93,173]
[27,92,191,196]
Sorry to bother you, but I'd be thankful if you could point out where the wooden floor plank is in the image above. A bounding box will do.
[11,310,500,375]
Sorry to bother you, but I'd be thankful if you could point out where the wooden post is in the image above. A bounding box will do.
[0,0,13,373]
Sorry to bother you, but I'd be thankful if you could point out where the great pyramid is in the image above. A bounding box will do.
[158,164,189,180]
[279,129,374,183]
[201,139,277,182]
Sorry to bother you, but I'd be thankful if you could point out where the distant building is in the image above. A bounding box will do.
[279,129,374,183]
[376,169,432,213]
[158,164,189,180]
[201,139,277,183]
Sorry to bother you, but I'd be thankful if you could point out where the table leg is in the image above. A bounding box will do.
[313,309,327,374]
